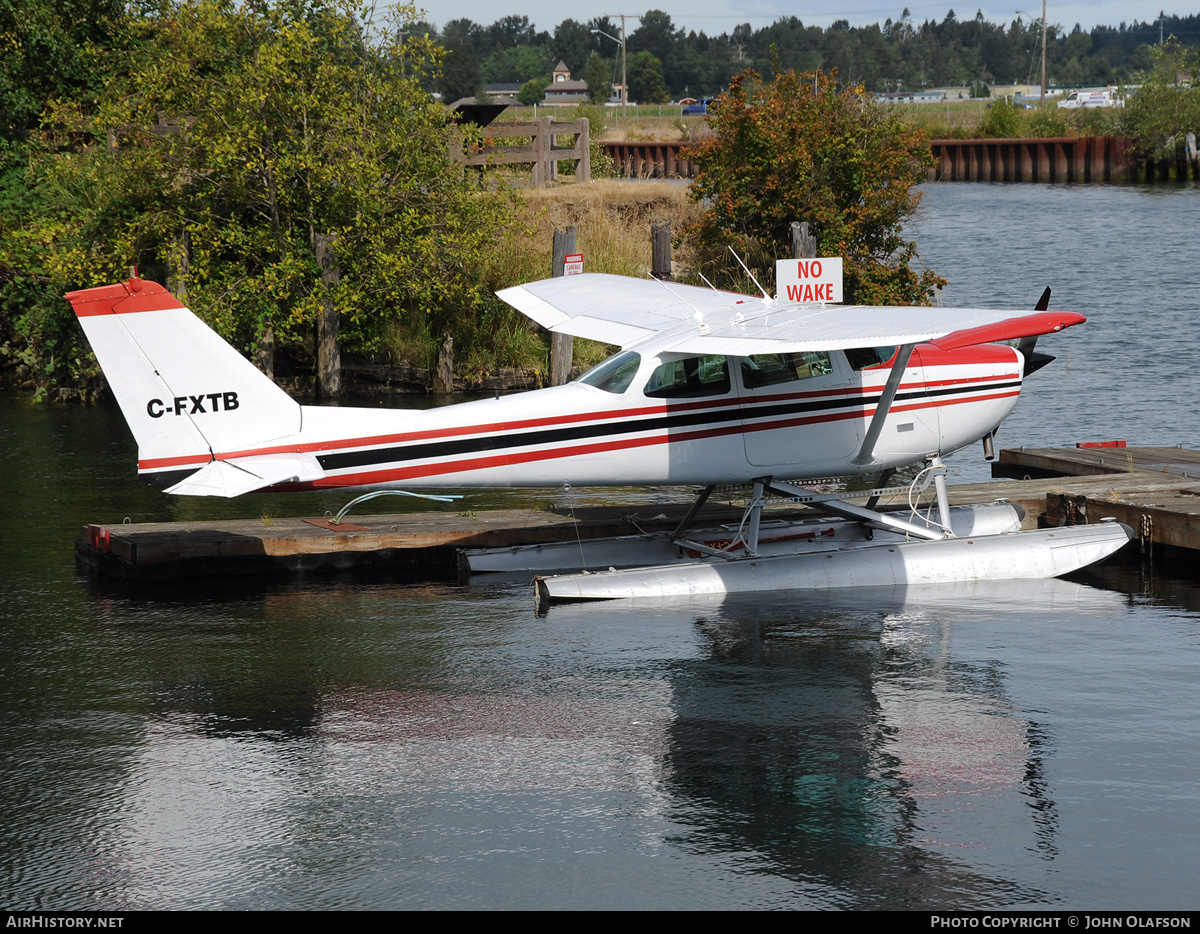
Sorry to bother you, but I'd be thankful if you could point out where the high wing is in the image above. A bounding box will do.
[497,274,756,347]
[497,273,1085,353]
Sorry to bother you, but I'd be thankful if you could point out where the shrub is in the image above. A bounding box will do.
[684,68,944,305]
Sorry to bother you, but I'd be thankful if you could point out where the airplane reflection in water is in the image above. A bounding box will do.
[655,577,1121,905]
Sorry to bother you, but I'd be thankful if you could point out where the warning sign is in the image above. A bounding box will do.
[564,253,584,276]
[776,257,843,303]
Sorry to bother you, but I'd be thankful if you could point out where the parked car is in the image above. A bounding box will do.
[682,98,713,115]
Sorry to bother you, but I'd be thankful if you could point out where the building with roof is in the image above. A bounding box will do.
[543,60,589,106]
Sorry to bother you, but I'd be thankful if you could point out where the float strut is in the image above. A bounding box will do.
[931,456,953,532]
[865,467,897,511]
[672,484,715,539]
[746,480,766,554]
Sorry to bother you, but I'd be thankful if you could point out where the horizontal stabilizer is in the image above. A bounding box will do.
[166,452,325,497]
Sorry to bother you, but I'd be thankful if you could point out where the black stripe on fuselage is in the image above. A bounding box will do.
[138,466,202,487]
[316,379,1022,473]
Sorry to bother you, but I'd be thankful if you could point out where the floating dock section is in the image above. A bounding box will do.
[77,445,1200,583]
[995,444,1200,555]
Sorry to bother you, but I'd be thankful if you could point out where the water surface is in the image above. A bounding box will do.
[2,182,1198,910]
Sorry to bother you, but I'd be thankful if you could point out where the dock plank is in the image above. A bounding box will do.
[997,445,1200,479]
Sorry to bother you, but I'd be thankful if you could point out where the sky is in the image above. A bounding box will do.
[408,2,1190,37]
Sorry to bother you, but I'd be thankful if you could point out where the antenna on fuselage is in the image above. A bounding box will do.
[727,246,772,303]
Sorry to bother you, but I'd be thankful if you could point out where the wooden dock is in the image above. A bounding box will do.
[77,504,761,583]
[992,445,1200,556]
[77,445,1200,582]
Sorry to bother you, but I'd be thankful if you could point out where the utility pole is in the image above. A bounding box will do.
[621,14,628,115]
[1019,6,1049,106]
[1039,0,1047,109]
[597,14,635,114]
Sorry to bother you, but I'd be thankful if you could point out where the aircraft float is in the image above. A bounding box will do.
[66,260,1133,605]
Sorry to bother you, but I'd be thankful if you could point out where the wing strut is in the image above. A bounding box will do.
[851,343,916,468]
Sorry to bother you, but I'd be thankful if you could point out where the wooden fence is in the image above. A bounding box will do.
[451,117,590,185]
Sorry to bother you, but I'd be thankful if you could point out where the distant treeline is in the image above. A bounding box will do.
[425,9,1200,103]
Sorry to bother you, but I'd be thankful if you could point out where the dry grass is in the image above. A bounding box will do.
[469,180,710,370]
[501,106,710,142]
[507,179,706,281]
[381,180,712,376]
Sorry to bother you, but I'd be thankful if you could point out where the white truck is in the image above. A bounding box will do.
[1058,88,1124,109]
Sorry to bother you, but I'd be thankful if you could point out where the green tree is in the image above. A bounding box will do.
[439,18,483,102]
[483,45,552,85]
[517,75,548,105]
[685,68,943,306]
[584,51,613,104]
[11,0,512,390]
[551,19,596,76]
[1122,39,1200,157]
[627,51,668,104]
[629,10,680,94]
[0,0,125,140]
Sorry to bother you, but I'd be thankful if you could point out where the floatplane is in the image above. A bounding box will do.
[67,257,1132,605]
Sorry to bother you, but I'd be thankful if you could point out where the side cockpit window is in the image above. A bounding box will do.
[644,355,731,398]
[740,351,833,389]
[845,346,898,370]
[576,351,641,394]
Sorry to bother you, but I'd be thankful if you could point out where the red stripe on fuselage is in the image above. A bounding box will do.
[214,370,1017,461]
[137,372,1021,473]
[306,385,1021,488]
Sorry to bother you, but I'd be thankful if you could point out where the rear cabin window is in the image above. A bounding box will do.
[845,346,898,370]
[576,351,641,394]
[740,351,833,389]
[644,355,731,399]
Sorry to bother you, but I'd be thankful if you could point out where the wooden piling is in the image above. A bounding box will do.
[433,335,453,393]
[651,222,672,280]
[791,221,816,259]
[314,232,341,399]
[549,226,576,387]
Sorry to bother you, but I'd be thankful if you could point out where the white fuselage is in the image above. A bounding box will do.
[142,335,1024,491]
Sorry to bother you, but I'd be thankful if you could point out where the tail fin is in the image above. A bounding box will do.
[66,277,301,485]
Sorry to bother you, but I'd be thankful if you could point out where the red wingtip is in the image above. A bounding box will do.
[929,312,1087,352]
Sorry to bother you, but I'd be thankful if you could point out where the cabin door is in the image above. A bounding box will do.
[737,350,862,469]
